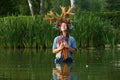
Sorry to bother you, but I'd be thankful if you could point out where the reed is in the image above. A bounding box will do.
[72,11,116,48]
[0,13,118,48]
[0,16,53,48]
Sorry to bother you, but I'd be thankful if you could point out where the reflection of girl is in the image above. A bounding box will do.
[52,63,77,80]
[52,22,77,63]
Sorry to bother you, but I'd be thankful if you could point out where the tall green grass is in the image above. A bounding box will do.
[0,16,55,48]
[72,12,117,48]
[0,12,118,49]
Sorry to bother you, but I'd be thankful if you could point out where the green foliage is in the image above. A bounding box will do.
[73,11,116,48]
[106,0,120,11]
[0,0,16,16]
[75,0,107,11]
[0,0,119,49]
[0,16,55,48]
[51,0,70,13]
[0,0,119,16]
[0,13,118,48]
[99,11,120,29]
[98,11,120,44]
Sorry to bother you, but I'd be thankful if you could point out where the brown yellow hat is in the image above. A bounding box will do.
[45,6,74,30]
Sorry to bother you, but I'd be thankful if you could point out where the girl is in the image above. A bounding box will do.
[52,22,77,63]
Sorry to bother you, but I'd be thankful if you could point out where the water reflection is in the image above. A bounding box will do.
[52,63,77,80]
[0,49,120,80]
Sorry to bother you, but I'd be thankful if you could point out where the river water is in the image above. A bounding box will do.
[0,49,120,80]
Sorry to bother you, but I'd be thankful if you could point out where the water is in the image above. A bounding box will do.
[0,49,120,80]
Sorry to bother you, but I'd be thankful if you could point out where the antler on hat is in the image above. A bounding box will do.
[45,6,74,24]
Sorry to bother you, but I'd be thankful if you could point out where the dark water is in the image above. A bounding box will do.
[0,49,120,80]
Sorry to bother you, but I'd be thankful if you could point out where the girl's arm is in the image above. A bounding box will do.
[63,41,77,53]
[53,43,64,54]
[68,46,77,53]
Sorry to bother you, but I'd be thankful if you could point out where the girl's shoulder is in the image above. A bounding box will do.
[69,35,75,40]
[54,35,75,41]
[54,36,61,41]
[69,35,76,42]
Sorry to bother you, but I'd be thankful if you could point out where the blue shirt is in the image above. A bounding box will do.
[52,35,77,61]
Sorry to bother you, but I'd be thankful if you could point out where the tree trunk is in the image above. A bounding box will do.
[40,0,44,16]
[70,0,75,12]
[27,0,35,18]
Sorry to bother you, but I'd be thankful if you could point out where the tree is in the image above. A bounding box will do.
[106,0,120,11]
[0,0,16,16]
[75,0,107,11]
[70,0,75,12]
[40,0,44,16]
[28,0,35,17]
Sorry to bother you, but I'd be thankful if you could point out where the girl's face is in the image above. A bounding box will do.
[60,23,67,31]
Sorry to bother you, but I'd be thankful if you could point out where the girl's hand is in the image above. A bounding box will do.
[63,41,69,48]
[59,43,64,50]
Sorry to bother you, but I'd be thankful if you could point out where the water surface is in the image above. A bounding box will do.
[0,49,120,80]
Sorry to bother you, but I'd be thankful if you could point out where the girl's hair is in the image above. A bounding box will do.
[60,31,69,36]
[59,22,69,37]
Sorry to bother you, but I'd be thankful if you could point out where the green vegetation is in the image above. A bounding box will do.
[0,11,119,48]
[73,12,117,48]
[0,0,119,49]
[0,16,54,48]
[99,11,120,45]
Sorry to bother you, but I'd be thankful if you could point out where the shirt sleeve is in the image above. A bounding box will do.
[52,37,58,50]
[71,37,77,50]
